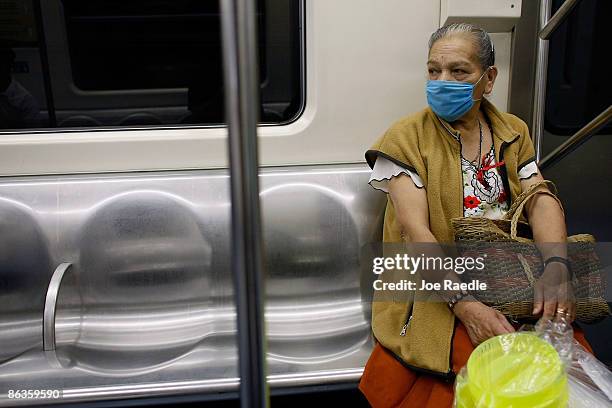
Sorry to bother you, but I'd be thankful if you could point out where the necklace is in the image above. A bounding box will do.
[461,119,483,165]
[474,119,483,165]
[474,119,506,190]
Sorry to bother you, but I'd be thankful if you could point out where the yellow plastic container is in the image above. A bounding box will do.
[455,332,568,408]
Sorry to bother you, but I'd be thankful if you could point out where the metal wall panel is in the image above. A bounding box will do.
[0,164,383,406]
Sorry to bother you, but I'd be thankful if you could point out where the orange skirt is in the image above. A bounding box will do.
[358,322,593,408]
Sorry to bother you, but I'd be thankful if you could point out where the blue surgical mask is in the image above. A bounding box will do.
[426,68,489,122]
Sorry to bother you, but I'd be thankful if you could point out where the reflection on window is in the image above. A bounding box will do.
[545,0,610,135]
[0,0,302,131]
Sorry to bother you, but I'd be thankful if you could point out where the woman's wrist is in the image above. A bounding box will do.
[448,291,477,312]
[447,289,470,310]
[452,297,481,319]
[543,256,574,280]
[543,257,574,281]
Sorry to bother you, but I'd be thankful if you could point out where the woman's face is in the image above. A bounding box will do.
[427,34,495,97]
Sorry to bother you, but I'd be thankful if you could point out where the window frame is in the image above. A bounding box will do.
[0,0,307,171]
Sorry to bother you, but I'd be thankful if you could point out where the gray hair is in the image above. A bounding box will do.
[428,23,495,70]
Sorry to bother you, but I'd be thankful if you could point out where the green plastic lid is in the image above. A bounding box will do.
[456,332,568,408]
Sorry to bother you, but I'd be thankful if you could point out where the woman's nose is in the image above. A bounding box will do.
[439,70,454,81]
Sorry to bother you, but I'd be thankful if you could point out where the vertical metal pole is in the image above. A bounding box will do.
[219,0,269,407]
[533,0,552,162]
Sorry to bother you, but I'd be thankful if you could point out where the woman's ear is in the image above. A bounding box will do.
[484,66,498,95]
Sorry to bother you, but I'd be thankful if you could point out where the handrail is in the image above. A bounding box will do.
[539,0,582,40]
[43,262,72,351]
[219,0,269,407]
[532,0,552,162]
[539,105,612,171]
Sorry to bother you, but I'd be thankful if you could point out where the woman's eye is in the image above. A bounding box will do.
[453,69,466,74]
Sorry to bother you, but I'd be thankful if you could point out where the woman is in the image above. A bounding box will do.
[359,23,592,407]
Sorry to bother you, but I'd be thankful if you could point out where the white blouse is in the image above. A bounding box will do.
[368,151,539,218]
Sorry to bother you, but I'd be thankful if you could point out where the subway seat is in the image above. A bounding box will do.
[0,164,384,405]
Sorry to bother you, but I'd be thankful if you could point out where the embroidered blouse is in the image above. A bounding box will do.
[369,149,539,218]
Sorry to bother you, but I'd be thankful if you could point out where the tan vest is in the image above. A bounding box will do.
[365,99,537,378]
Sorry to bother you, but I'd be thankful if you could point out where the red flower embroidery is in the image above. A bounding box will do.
[464,195,481,209]
[498,191,507,203]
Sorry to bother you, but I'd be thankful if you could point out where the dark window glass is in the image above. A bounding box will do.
[0,0,303,130]
[545,0,611,135]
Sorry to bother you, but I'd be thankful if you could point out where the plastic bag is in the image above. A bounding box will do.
[529,317,612,407]
[454,315,612,407]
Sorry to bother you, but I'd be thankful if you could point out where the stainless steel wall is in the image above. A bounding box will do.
[0,164,384,406]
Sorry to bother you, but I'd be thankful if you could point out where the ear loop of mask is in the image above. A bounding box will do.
[472,66,491,102]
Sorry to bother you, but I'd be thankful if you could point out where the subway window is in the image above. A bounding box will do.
[545,0,610,135]
[0,0,303,131]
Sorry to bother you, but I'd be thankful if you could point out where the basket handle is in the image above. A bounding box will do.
[504,180,565,239]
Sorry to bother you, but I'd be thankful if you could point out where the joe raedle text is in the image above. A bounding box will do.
[372,279,487,292]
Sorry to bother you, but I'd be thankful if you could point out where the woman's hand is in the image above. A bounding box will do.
[532,263,576,322]
[453,301,515,346]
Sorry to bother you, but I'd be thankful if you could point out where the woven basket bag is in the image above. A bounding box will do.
[451,180,610,323]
